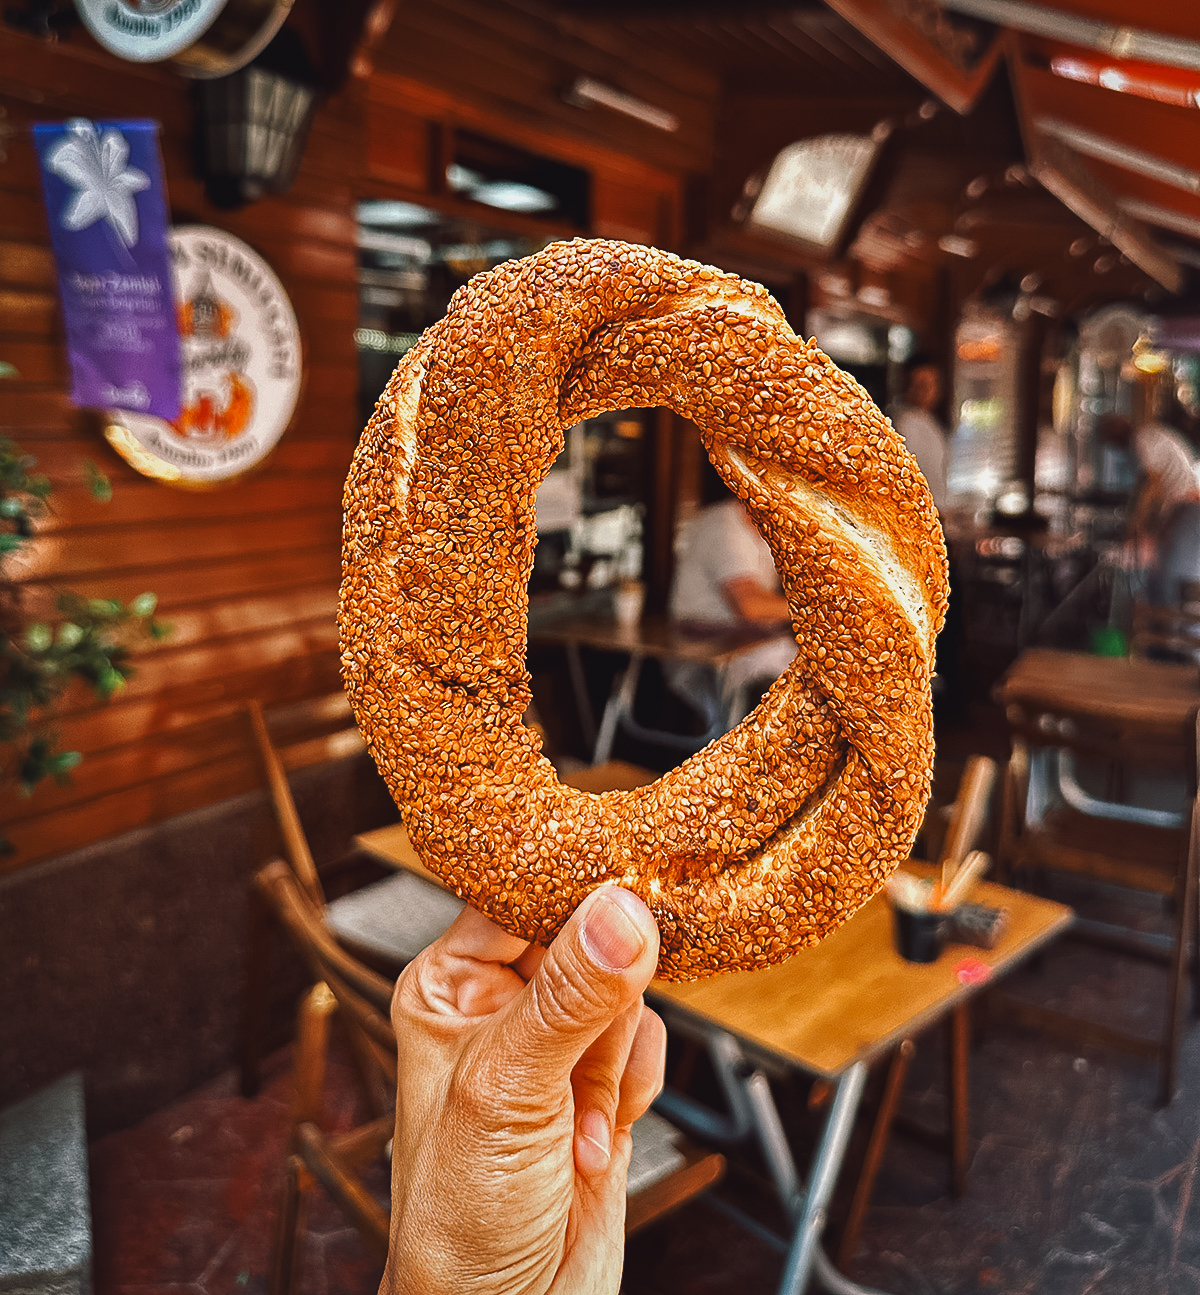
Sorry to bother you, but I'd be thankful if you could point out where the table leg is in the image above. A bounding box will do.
[777,1062,871,1295]
[656,1031,891,1295]
[592,652,644,765]
[836,1040,914,1272]
[949,1003,970,1197]
[564,643,597,756]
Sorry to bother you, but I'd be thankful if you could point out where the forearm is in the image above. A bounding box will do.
[722,576,790,625]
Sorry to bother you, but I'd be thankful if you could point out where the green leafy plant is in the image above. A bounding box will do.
[1,434,170,849]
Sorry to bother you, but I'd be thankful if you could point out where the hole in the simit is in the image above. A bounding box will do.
[526,409,797,787]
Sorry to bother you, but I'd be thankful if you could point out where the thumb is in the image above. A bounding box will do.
[487,886,660,1089]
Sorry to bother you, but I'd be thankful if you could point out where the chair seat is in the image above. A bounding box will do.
[625,1111,724,1237]
[1018,804,1188,896]
[627,1109,686,1195]
[326,871,465,964]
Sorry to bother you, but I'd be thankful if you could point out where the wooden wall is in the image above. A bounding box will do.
[0,31,363,868]
[0,4,710,872]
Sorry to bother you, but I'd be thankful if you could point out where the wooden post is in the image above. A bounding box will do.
[646,408,678,614]
[1014,309,1050,515]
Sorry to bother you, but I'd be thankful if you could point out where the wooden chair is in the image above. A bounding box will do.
[255,859,725,1294]
[255,860,396,1294]
[996,699,1199,1106]
[239,692,464,1096]
[1130,602,1200,663]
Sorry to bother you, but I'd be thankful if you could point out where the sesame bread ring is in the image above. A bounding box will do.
[340,239,948,980]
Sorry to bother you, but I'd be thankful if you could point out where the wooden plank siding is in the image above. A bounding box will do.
[0,2,710,872]
[0,25,363,871]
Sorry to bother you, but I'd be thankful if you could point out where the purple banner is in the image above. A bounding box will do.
[34,119,180,420]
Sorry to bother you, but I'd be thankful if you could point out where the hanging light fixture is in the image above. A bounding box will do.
[194,28,319,209]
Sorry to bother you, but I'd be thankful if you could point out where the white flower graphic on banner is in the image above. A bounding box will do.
[44,119,149,249]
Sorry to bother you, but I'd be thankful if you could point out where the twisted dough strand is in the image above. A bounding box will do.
[340,239,948,979]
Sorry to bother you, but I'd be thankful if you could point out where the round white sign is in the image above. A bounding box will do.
[105,225,302,486]
[74,0,229,63]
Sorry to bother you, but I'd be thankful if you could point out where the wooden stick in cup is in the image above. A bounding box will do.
[939,756,998,891]
[941,850,990,911]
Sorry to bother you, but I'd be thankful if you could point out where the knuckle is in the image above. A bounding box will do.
[531,944,620,1032]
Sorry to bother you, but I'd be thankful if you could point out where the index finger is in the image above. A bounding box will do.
[399,904,533,1022]
[437,903,532,966]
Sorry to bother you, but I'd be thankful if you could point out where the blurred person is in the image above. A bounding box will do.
[666,456,796,731]
[381,886,664,1295]
[891,357,967,719]
[892,357,949,510]
[1098,398,1200,607]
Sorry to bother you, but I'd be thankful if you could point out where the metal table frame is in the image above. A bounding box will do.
[654,1031,889,1295]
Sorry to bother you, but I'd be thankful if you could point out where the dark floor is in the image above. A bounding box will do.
[89,904,1200,1295]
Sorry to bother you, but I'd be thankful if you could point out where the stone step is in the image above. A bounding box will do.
[0,1072,92,1295]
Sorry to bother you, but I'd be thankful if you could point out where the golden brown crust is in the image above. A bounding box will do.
[339,239,948,980]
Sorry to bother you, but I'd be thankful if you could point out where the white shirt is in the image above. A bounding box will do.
[894,406,948,509]
[1135,422,1198,509]
[670,500,781,626]
[668,499,796,716]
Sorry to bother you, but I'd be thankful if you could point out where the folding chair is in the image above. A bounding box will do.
[238,692,463,1096]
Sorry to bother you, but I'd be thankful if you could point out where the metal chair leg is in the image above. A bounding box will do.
[1161,830,1199,1106]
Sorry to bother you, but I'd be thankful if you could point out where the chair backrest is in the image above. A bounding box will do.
[248,693,367,905]
[1130,601,1200,663]
[937,755,998,869]
[255,858,397,1085]
[1004,697,1196,786]
[1002,699,1199,845]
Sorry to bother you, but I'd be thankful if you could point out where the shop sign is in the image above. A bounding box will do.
[105,225,302,487]
[33,118,180,421]
[73,0,229,63]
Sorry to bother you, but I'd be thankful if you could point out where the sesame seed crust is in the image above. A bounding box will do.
[339,239,949,980]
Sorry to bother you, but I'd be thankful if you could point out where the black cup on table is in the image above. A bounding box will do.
[892,906,946,963]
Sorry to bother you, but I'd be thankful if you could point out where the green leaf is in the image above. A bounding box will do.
[129,591,157,617]
[0,497,24,518]
[149,619,174,640]
[0,361,18,379]
[25,623,52,653]
[84,460,113,503]
[0,533,24,554]
[49,750,81,779]
[56,622,84,649]
[97,667,126,699]
[87,598,122,620]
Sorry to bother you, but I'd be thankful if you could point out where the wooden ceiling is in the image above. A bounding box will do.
[355,0,1200,330]
[832,0,1200,309]
[543,0,1197,328]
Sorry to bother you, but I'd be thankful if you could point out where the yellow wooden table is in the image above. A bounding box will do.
[653,868,1070,1081]
[995,647,1200,738]
[650,866,1070,1295]
[530,610,788,762]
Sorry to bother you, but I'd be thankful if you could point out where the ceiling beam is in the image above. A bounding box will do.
[943,0,1200,74]
[1026,132,1184,290]
[1119,197,1200,242]
[823,0,1003,112]
[1033,115,1200,195]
